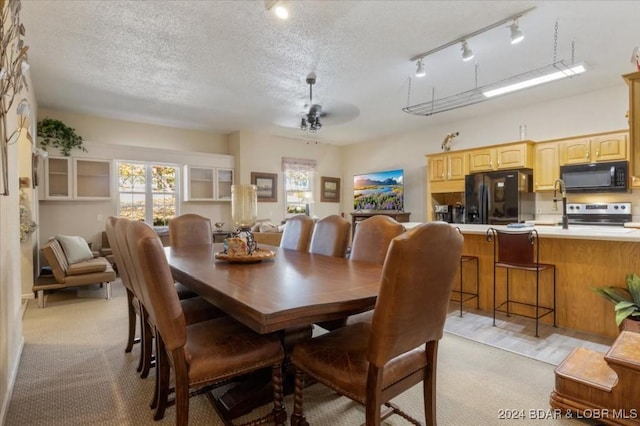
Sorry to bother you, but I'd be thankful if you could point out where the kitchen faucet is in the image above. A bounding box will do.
[553,179,569,230]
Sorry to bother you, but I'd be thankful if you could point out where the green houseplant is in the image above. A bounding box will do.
[37,118,87,156]
[592,273,640,327]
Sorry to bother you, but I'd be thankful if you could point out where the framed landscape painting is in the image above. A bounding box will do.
[320,176,340,202]
[251,172,277,202]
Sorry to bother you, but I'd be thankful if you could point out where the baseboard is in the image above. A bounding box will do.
[0,336,24,426]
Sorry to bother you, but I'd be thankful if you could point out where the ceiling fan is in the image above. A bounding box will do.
[300,72,323,132]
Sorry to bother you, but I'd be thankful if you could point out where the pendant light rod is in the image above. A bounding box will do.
[409,7,536,62]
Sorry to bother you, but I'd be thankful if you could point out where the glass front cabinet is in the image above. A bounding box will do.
[183,166,234,201]
[42,157,112,200]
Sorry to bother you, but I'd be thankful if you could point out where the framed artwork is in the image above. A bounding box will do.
[320,176,340,202]
[251,172,278,202]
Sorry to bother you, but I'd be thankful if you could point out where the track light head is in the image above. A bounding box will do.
[415,59,426,77]
[509,20,524,44]
[461,41,474,62]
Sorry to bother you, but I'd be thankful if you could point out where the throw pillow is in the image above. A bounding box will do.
[55,235,94,264]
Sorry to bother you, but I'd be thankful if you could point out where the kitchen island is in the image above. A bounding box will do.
[452,223,640,338]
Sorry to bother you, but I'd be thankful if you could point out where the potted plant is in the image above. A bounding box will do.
[37,118,87,156]
[592,273,640,332]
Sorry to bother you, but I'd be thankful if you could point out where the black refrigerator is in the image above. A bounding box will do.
[464,169,535,225]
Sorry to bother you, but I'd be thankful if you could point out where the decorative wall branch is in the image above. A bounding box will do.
[0,0,30,196]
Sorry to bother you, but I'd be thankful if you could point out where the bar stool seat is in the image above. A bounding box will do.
[487,227,556,337]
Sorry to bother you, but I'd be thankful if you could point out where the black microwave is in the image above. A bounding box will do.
[560,161,628,193]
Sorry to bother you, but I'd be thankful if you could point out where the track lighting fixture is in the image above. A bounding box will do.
[461,41,474,62]
[509,20,524,44]
[415,59,426,77]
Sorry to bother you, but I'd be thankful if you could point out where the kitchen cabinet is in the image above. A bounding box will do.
[561,132,628,165]
[623,71,640,188]
[533,142,560,191]
[468,142,534,173]
[183,165,234,201]
[427,152,467,193]
[42,157,111,200]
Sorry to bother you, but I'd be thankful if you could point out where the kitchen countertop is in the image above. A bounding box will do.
[452,223,640,242]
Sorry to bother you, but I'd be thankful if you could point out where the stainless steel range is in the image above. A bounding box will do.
[566,202,632,226]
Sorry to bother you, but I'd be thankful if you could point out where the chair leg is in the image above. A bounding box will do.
[424,341,438,426]
[552,266,557,327]
[535,269,540,338]
[172,350,190,426]
[290,369,309,426]
[153,337,171,420]
[37,290,45,308]
[105,282,112,299]
[474,257,480,309]
[458,259,463,317]
[125,290,136,353]
[270,364,287,426]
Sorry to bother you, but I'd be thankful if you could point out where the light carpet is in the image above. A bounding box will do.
[6,281,597,425]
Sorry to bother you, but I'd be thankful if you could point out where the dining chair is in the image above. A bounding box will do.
[290,222,463,426]
[127,220,287,426]
[280,214,314,251]
[169,214,215,300]
[486,227,556,338]
[308,214,350,257]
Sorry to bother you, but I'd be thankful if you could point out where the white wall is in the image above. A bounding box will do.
[230,131,344,224]
[341,84,631,222]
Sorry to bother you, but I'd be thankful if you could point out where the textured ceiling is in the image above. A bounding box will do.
[20,1,640,145]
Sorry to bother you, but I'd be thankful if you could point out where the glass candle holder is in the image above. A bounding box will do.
[231,184,258,229]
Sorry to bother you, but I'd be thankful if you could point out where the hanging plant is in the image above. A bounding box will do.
[37,118,87,156]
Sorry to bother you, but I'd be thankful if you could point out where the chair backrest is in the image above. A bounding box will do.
[105,217,135,294]
[280,215,314,251]
[114,218,149,322]
[169,214,213,247]
[127,220,187,351]
[350,216,405,265]
[309,215,351,257]
[368,222,463,367]
[488,228,537,265]
[41,238,69,281]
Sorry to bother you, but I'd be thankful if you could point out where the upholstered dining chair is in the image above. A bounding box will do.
[280,214,314,251]
[345,216,406,326]
[290,222,463,426]
[308,214,350,258]
[126,220,287,426]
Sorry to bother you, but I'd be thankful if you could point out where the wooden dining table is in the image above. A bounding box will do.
[165,243,384,420]
[165,243,383,334]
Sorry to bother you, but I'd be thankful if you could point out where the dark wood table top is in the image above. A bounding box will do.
[165,244,382,334]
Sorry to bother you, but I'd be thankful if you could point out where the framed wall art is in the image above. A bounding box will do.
[320,176,340,202]
[251,172,278,202]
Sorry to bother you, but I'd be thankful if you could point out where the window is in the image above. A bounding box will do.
[117,161,179,226]
[282,157,316,216]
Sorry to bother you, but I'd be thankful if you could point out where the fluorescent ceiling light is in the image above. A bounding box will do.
[483,63,586,98]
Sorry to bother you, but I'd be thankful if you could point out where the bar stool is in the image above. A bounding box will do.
[453,228,479,317]
[486,227,556,337]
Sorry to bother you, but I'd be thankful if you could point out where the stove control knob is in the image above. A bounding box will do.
[575,206,580,210]
[621,205,626,210]
[568,205,574,210]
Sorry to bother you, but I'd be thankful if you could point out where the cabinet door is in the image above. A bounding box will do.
[534,142,559,191]
[468,149,495,172]
[184,166,215,201]
[215,168,233,200]
[44,157,72,199]
[428,155,446,182]
[447,152,466,180]
[592,133,627,162]
[562,137,592,164]
[74,158,112,199]
[496,143,529,169]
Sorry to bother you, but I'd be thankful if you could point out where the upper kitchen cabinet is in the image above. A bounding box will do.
[623,71,640,187]
[533,141,560,191]
[427,151,467,192]
[183,165,234,201]
[560,132,628,165]
[468,142,534,173]
[42,157,112,200]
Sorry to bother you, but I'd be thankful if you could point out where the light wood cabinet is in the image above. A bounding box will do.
[468,142,534,173]
[427,152,467,193]
[183,165,234,201]
[533,142,560,191]
[43,157,111,200]
[623,71,640,187]
[561,132,627,165]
